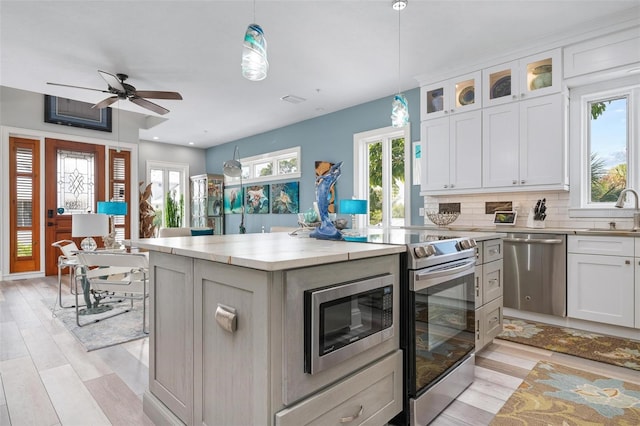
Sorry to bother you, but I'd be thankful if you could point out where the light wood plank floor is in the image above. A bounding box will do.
[1,276,638,425]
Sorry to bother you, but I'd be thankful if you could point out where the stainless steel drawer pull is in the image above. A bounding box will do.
[215,304,237,333]
[503,238,563,244]
[340,405,363,423]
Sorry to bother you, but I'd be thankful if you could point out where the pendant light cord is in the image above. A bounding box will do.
[397,5,401,95]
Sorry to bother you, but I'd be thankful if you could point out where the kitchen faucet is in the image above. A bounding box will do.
[615,188,640,231]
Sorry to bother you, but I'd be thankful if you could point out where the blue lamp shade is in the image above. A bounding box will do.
[97,201,128,215]
[340,199,367,215]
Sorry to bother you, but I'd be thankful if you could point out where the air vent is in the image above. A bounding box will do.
[280,95,306,104]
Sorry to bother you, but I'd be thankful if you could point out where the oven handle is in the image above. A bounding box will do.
[412,258,476,291]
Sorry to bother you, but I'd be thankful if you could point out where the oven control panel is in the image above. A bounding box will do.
[408,237,478,269]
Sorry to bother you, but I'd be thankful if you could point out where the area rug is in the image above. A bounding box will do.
[498,318,640,371]
[490,361,640,425]
[44,298,148,351]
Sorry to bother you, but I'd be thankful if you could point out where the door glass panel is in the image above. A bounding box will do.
[391,137,405,227]
[426,87,444,114]
[488,69,511,100]
[17,230,33,257]
[57,149,96,213]
[455,78,475,108]
[526,57,552,92]
[368,140,382,226]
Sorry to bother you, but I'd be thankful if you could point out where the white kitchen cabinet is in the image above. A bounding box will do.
[420,71,482,121]
[483,49,562,107]
[567,236,636,328]
[421,110,482,192]
[483,93,566,189]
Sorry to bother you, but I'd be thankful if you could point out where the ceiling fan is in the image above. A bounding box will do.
[47,70,182,115]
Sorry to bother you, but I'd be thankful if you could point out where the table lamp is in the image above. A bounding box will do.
[339,199,367,242]
[97,201,128,249]
[72,213,109,251]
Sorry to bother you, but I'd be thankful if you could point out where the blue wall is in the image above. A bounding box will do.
[205,87,422,234]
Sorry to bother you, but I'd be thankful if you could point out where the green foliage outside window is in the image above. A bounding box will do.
[368,138,405,226]
[164,190,184,228]
[590,100,626,203]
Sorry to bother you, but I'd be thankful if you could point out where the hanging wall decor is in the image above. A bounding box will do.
[271,182,299,214]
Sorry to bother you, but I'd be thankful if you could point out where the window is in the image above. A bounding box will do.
[147,160,189,228]
[224,147,301,185]
[569,77,640,217]
[354,125,410,228]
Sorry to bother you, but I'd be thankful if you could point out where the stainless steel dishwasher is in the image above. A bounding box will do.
[503,233,567,316]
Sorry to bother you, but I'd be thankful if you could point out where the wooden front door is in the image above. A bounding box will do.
[44,138,105,276]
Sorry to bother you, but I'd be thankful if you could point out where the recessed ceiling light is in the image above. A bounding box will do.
[188,141,195,145]
[153,136,159,140]
[280,95,306,104]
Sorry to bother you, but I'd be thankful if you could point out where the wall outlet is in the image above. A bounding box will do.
[419,208,425,216]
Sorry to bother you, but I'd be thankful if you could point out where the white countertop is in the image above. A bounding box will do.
[133,232,407,271]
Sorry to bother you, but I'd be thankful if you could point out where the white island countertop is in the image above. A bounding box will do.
[133,232,407,271]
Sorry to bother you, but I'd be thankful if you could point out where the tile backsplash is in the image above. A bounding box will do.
[423,191,635,229]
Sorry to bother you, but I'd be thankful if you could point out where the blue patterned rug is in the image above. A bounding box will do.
[44,298,148,351]
[491,361,640,425]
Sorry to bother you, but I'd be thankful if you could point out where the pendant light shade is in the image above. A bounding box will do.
[241,23,268,81]
[391,93,409,127]
[223,146,243,177]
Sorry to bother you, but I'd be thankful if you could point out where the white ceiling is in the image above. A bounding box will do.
[1,1,638,148]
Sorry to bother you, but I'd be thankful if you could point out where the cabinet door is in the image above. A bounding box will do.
[567,253,635,327]
[450,110,482,189]
[479,296,503,352]
[148,252,194,425]
[482,103,519,188]
[519,94,564,186]
[421,81,448,120]
[483,60,519,107]
[636,260,640,329]
[519,49,561,99]
[449,71,482,114]
[193,260,271,426]
[421,118,450,191]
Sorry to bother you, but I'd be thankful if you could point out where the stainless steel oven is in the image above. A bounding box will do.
[304,274,394,374]
[386,232,478,426]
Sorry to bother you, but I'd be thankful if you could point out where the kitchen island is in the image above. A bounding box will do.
[134,232,407,426]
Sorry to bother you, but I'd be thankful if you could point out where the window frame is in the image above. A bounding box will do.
[569,76,640,218]
[353,125,411,229]
[223,146,301,185]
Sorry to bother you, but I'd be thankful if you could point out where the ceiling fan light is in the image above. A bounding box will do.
[391,93,409,128]
[241,24,268,81]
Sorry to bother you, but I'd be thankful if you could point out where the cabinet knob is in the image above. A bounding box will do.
[512,95,517,100]
[443,184,448,188]
[450,184,455,188]
[626,260,631,265]
[215,304,237,333]
[450,109,455,113]
[512,180,517,185]
[520,180,525,184]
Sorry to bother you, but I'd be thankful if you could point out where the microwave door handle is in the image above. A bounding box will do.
[414,259,476,283]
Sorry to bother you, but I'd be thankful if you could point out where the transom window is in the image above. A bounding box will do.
[224,146,301,185]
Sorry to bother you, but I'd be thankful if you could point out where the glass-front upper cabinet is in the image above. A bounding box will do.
[420,71,482,120]
[483,49,561,107]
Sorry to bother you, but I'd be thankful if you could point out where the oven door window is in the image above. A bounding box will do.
[413,271,475,393]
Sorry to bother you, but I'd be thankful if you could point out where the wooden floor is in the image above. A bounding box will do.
[1,276,639,426]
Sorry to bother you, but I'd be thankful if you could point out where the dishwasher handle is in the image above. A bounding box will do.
[503,237,563,244]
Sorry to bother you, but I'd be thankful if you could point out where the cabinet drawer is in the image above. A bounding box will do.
[275,350,403,426]
[483,239,503,262]
[568,235,634,256]
[483,259,503,303]
[476,296,503,352]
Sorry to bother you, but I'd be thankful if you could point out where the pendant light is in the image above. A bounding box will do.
[391,0,409,127]
[241,0,268,81]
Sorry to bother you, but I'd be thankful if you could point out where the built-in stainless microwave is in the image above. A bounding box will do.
[304,274,394,374]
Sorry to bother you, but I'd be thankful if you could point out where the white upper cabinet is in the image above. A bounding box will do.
[421,71,482,121]
[421,110,482,192]
[483,49,562,107]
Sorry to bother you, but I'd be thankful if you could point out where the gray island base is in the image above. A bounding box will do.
[134,233,406,425]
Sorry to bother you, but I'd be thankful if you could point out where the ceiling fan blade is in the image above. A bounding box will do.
[92,96,119,109]
[134,90,183,100]
[130,96,169,115]
[46,82,109,93]
[98,70,126,92]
